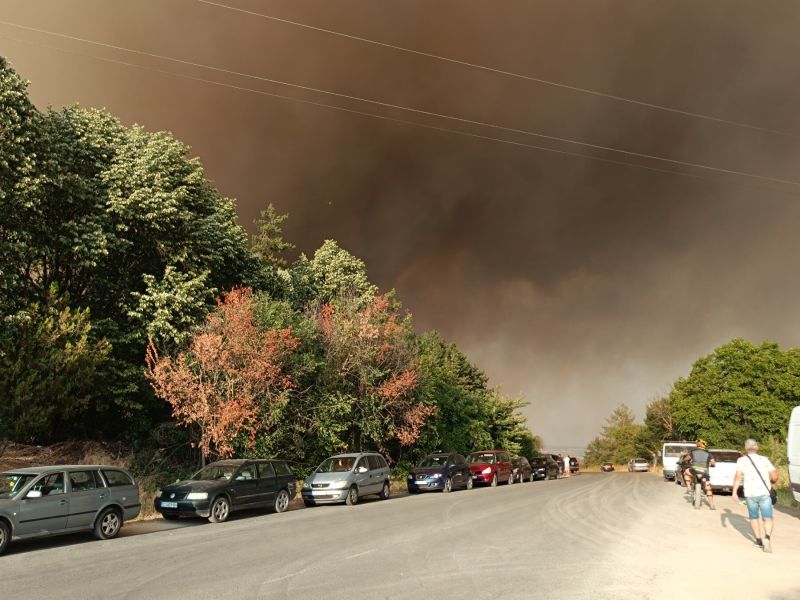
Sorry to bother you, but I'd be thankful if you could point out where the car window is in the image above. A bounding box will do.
[356,457,371,472]
[500,453,509,463]
[102,470,134,487]
[273,462,292,476]
[235,464,258,481]
[258,462,276,479]
[69,470,99,492]
[31,473,65,496]
[711,451,741,463]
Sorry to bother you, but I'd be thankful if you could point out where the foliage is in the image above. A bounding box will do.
[669,339,800,447]
[584,404,649,465]
[0,288,110,441]
[252,203,294,268]
[146,288,299,461]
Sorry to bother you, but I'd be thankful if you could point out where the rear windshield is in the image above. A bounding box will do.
[711,451,741,463]
[468,453,496,465]
[663,444,695,458]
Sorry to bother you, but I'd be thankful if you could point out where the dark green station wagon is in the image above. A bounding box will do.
[0,465,141,555]
[154,459,297,523]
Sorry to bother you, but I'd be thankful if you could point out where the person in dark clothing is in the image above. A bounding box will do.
[684,439,716,510]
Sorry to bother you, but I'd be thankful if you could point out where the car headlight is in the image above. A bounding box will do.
[302,481,311,489]
[408,474,414,479]
[481,467,492,474]
[186,492,208,500]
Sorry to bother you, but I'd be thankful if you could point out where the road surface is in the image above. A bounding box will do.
[2,473,799,599]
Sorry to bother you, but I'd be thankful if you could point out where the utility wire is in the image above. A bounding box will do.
[198,0,795,139]
[1,20,797,189]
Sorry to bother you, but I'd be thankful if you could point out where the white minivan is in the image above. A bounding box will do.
[789,406,800,502]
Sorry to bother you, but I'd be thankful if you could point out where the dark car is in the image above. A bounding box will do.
[407,453,473,493]
[154,459,297,523]
[530,456,560,480]
[569,457,579,474]
[549,454,565,477]
[468,450,513,486]
[511,456,533,483]
[601,462,615,472]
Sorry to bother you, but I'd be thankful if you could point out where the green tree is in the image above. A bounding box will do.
[584,403,646,465]
[252,203,294,268]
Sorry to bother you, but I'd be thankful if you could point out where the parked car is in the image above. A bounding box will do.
[468,450,513,486]
[0,465,140,556]
[549,454,565,477]
[601,462,615,472]
[302,453,390,506]
[709,449,742,494]
[155,459,297,523]
[407,453,473,493]
[569,457,580,474]
[628,458,650,472]
[530,456,560,480]
[511,456,533,483]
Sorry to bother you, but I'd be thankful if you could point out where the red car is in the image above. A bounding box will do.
[468,450,513,486]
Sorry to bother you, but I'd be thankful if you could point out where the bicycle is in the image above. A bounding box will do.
[690,470,710,509]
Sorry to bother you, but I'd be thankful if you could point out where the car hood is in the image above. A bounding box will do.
[306,471,353,484]
[162,479,228,493]
[469,463,494,471]
[410,467,445,476]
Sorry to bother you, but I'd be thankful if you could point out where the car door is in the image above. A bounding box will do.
[66,470,105,529]
[272,461,297,498]
[369,455,389,494]
[231,463,259,508]
[454,455,470,485]
[446,454,460,486]
[257,462,278,506]
[499,453,512,482]
[353,456,372,495]
[17,472,69,537]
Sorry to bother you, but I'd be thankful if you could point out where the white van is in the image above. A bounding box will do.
[661,441,696,481]
[788,406,800,502]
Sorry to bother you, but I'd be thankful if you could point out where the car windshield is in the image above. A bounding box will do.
[468,453,496,465]
[530,458,546,466]
[0,473,37,499]
[712,451,741,463]
[316,457,356,473]
[419,455,448,468]
[191,465,236,481]
[633,459,647,464]
[663,444,695,458]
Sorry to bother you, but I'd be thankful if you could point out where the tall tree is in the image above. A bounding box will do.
[252,203,294,268]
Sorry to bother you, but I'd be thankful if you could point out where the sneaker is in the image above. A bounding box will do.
[754,540,764,550]
[764,537,772,553]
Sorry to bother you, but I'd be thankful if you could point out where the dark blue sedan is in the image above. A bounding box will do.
[407,453,473,493]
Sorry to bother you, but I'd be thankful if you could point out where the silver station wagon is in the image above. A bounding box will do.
[301,453,391,506]
[0,465,141,555]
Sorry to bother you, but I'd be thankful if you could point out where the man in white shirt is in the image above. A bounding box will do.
[563,455,570,478]
[732,438,778,553]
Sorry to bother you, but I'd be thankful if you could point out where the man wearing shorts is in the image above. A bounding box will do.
[732,438,778,553]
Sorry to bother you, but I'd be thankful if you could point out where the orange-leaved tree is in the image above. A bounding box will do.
[146,288,299,462]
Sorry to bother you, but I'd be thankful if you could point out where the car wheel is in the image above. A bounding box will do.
[303,499,316,507]
[490,473,498,487]
[162,513,180,521]
[0,520,9,556]
[209,496,230,523]
[443,477,453,493]
[379,481,391,500]
[274,489,290,513]
[466,476,474,490]
[345,485,359,506]
[94,507,122,540]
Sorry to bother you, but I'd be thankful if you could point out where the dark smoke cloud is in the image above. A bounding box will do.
[3,0,800,447]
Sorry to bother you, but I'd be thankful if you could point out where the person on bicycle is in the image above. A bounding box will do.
[686,439,716,510]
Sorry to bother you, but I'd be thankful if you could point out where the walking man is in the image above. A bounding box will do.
[563,454,570,478]
[732,438,778,553]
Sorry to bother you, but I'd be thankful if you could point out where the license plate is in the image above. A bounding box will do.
[161,501,178,509]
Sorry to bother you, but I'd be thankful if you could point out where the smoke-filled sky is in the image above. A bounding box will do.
[3,0,800,448]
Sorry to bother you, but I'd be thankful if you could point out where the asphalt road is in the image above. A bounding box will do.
[3,473,800,600]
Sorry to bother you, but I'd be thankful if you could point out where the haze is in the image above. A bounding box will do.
[2,0,800,449]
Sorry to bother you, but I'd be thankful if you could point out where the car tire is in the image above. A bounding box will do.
[162,513,180,521]
[0,520,9,556]
[379,481,391,500]
[274,489,290,513]
[466,477,474,490]
[490,473,498,487]
[443,477,453,493]
[303,499,316,507]
[345,485,359,506]
[94,507,122,540]
[208,496,230,523]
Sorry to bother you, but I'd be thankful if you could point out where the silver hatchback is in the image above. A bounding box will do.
[302,453,391,506]
[0,465,141,555]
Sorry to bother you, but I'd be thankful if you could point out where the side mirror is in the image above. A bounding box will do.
[356,466,368,474]
[26,490,42,499]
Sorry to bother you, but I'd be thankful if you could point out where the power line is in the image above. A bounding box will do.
[198,0,796,139]
[1,20,798,189]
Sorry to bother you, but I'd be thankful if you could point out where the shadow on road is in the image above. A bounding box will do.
[719,508,753,542]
